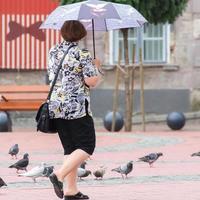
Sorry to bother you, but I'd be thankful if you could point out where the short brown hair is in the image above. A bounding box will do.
[61,20,87,42]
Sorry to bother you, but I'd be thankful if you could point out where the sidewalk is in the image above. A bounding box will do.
[0,129,200,200]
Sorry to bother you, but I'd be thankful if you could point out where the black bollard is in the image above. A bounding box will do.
[103,111,124,132]
[166,112,186,130]
[0,111,12,132]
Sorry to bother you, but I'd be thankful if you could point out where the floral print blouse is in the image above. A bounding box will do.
[47,41,98,120]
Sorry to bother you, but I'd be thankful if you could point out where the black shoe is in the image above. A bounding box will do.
[64,192,89,200]
[49,173,64,199]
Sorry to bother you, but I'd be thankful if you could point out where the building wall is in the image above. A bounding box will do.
[95,0,200,112]
[172,0,200,110]
[82,1,199,89]
[1,0,200,115]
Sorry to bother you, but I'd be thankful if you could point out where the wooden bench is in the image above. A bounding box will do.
[0,85,50,111]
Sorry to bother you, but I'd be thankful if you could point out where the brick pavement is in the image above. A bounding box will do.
[0,130,200,200]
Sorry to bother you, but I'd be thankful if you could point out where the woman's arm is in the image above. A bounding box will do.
[84,76,100,87]
[84,58,102,87]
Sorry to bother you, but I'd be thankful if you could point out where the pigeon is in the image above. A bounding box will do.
[138,152,163,167]
[77,168,91,180]
[18,162,47,182]
[79,161,87,169]
[9,153,29,173]
[8,144,19,159]
[191,151,200,157]
[0,177,7,188]
[42,166,54,177]
[93,166,106,180]
[111,161,133,179]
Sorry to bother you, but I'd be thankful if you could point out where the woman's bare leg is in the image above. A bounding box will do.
[56,155,79,195]
[55,149,89,182]
[64,168,79,195]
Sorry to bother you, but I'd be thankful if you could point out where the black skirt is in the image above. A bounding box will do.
[54,115,96,155]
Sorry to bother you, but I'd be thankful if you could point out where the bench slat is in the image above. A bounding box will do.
[0,85,50,93]
[1,93,48,101]
[0,101,44,110]
[0,85,50,111]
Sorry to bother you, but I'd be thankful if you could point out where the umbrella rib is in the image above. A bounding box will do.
[77,4,84,20]
[136,20,145,27]
[104,19,108,32]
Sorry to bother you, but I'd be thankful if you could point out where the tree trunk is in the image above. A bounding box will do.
[121,28,132,131]
[111,45,122,132]
[129,44,136,131]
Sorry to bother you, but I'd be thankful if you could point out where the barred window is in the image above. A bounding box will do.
[110,23,169,64]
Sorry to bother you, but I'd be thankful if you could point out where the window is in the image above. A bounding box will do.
[110,23,169,64]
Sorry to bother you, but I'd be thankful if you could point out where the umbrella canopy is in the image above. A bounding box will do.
[40,0,121,30]
[40,0,147,57]
[82,3,147,31]
[40,0,147,30]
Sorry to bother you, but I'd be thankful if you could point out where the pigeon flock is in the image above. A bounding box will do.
[8,144,19,159]
[93,166,106,180]
[0,144,55,188]
[18,162,47,182]
[0,177,7,188]
[9,153,29,173]
[191,151,200,157]
[77,167,92,180]
[1,143,200,189]
[111,161,133,179]
[138,152,163,168]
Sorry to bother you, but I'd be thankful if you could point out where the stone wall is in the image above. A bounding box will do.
[173,0,200,110]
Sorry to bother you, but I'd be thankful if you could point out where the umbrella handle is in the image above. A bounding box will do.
[92,19,96,59]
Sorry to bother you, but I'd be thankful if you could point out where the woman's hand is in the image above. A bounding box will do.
[93,58,101,68]
[84,58,103,88]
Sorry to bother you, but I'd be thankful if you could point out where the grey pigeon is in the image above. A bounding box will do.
[138,152,163,167]
[0,177,7,188]
[9,153,29,173]
[93,166,106,180]
[42,166,54,177]
[111,161,133,179]
[191,151,200,157]
[79,161,87,169]
[8,144,19,159]
[77,168,91,180]
[18,162,46,182]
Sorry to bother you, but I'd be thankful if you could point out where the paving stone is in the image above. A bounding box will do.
[0,130,200,200]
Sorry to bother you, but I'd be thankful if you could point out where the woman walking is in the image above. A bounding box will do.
[47,20,101,200]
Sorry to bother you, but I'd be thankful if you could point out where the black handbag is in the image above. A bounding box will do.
[35,45,75,133]
[35,101,56,133]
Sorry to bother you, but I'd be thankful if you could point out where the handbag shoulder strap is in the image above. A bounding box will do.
[47,44,75,101]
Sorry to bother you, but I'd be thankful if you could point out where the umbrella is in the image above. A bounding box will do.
[40,0,121,29]
[40,0,147,58]
[40,0,121,58]
[83,3,147,31]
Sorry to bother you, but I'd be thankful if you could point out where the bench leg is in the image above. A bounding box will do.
[0,111,12,132]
